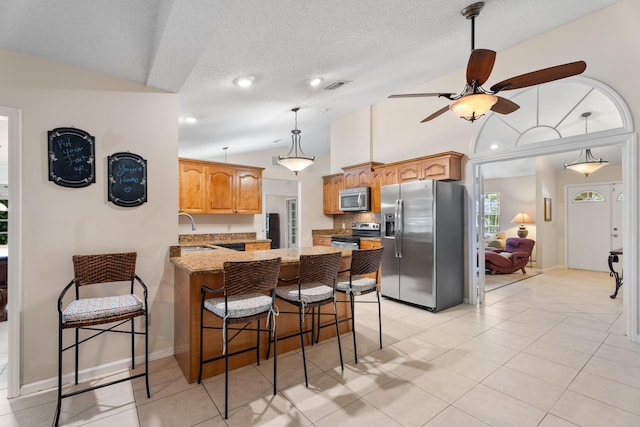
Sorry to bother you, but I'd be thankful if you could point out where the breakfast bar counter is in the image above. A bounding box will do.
[171,246,353,383]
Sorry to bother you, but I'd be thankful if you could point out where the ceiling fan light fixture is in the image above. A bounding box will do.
[449,93,497,122]
[278,108,315,175]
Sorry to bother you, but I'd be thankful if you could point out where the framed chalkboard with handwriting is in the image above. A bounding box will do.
[107,152,147,207]
[48,127,96,188]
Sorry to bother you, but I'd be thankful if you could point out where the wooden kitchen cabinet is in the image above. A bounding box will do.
[179,158,263,214]
[396,160,422,183]
[323,173,344,215]
[245,242,271,251]
[343,162,384,189]
[359,239,381,249]
[312,236,332,247]
[179,159,207,214]
[370,166,384,213]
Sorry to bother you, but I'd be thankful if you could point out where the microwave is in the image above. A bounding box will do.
[339,187,370,212]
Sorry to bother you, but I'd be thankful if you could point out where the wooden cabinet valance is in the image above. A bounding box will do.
[179,158,264,214]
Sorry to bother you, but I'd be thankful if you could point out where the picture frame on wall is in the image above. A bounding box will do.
[544,197,552,221]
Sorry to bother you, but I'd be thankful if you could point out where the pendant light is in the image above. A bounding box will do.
[278,108,315,175]
[564,112,608,177]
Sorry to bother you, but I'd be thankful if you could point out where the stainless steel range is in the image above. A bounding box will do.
[331,222,381,249]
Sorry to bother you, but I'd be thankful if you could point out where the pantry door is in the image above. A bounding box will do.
[566,182,621,271]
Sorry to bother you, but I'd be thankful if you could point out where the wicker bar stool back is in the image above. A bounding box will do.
[54,252,150,426]
[334,247,384,363]
[198,257,281,419]
[270,251,343,387]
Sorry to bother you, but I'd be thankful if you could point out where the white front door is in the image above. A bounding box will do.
[566,182,622,272]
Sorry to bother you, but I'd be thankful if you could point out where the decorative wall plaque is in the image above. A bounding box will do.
[108,152,148,207]
[48,127,96,188]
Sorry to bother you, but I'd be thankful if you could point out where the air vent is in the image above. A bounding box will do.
[324,81,352,90]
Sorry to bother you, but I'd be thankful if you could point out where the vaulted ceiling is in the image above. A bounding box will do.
[0,0,621,161]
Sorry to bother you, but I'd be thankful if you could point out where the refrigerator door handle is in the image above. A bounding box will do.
[395,199,403,258]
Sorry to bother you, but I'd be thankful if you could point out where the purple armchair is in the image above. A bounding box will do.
[485,238,535,275]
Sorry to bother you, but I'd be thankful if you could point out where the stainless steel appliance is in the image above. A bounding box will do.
[381,180,463,311]
[339,187,370,212]
[331,222,380,249]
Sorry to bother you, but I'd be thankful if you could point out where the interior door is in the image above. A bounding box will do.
[566,183,621,271]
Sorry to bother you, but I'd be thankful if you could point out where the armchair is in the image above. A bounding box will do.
[485,238,535,275]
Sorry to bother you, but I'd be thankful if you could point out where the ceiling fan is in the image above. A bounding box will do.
[389,1,587,123]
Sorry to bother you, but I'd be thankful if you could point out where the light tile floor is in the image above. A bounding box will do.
[1,268,639,426]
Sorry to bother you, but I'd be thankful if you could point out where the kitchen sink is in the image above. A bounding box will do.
[181,245,216,252]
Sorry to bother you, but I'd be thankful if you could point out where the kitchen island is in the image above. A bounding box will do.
[171,246,353,383]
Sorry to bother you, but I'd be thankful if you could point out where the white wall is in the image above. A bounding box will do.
[330,106,372,172]
[536,156,560,270]
[0,49,178,385]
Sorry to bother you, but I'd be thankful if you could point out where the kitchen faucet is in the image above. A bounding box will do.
[179,212,196,231]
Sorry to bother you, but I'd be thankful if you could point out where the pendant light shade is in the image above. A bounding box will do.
[564,112,608,177]
[450,93,498,122]
[278,108,315,175]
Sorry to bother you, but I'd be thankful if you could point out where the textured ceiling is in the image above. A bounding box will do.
[0,0,621,163]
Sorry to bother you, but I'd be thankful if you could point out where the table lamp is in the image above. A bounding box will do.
[511,212,534,238]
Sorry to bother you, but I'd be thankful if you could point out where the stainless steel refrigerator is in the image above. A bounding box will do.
[381,180,464,311]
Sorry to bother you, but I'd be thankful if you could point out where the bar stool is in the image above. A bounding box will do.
[198,257,281,419]
[54,252,150,427]
[269,251,343,387]
[334,247,383,363]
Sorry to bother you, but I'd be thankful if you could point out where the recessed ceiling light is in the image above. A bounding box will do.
[233,76,254,87]
[185,117,197,124]
[490,144,498,150]
[309,77,324,87]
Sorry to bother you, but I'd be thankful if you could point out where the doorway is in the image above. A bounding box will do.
[262,178,299,249]
[566,182,622,272]
[0,105,20,397]
[467,77,638,341]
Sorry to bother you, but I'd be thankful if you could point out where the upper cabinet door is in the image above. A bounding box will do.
[178,160,207,214]
[206,165,235,213]
[234,167,262,214]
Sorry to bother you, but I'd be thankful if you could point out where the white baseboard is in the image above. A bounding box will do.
[19,348,175,397]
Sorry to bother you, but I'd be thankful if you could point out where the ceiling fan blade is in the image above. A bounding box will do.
[420,105,450,123]
[466,49,496,86]
[388,93,454,99]
[490,97,520,114]
[490,61,587,92]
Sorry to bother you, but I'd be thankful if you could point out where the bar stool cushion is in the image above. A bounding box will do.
[335,276,377,295]
[205,293,273,319]
[62,294,144,323]
[276,283,333,303]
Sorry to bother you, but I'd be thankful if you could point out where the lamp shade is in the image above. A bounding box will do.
[449,93,498,122]
[278,108,315,175]
[510,212,533,225]
[564,149,608,177]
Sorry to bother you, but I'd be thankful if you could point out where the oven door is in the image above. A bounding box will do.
[331,239,359,250]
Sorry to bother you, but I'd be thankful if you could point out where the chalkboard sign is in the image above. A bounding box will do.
[107,152,147,207]
[48,127,96,188]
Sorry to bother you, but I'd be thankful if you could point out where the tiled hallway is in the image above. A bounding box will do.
[1,268,638,426]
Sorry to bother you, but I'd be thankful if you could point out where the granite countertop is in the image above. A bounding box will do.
[171,246,353,275]
[312,229,351,237]
[359,237,381,241]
